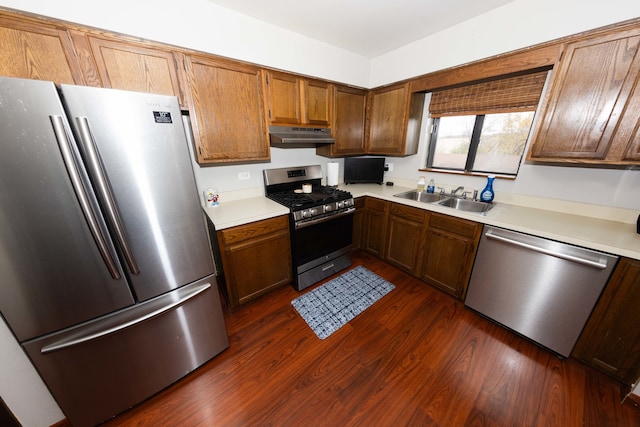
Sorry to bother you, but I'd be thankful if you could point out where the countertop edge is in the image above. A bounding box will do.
[201,184,640,261]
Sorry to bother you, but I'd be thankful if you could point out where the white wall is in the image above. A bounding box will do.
[0,318,65,426]
[1,1,640,425]
[370,0,640,86]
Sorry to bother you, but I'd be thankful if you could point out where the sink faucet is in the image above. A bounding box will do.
[451,186,465,197]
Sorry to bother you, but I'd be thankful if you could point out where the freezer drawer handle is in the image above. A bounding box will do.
[75,117,140,274]
[50,115,121,280]
[485,230,608,270]
[40,282,211,354]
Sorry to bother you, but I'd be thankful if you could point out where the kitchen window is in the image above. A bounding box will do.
[426,70,548,177]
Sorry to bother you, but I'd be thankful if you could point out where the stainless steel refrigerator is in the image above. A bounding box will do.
[0,77,229,426]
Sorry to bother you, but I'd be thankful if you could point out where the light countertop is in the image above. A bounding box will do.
[202,183,640,261]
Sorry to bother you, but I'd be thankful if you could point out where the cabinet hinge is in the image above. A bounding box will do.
[268,110,272,119]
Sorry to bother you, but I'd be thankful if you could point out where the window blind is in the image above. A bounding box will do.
[429,71,548,117]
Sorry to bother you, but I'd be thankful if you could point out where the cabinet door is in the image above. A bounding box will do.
[304,79,332,126]
[364,198,388,257]
[218,216,292,307]
[386,203,427,274]
[573,258,640,385]
[351,197,366,251]
[529,29,640,163]
[78,36,184,103]
[367,83,408,154]
[421,213,482,299]
[185,55,269,164]
[366,82,423,156]
[317,85,367,157]
[0,15,84,84]
[608,69,640,161]
[263,70,302,125]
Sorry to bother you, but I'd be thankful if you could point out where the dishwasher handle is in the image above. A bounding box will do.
[485,230,609,270]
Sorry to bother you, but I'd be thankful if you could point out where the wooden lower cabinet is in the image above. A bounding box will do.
[573,257,640,385]
[217,215,292,308]
[363,197,388,257]
[358,198,482,300]
[351,197,366,251]
[386,203,428,274]
[421,213,482,299]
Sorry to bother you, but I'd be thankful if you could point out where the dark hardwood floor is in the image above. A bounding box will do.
[101,251,640,426]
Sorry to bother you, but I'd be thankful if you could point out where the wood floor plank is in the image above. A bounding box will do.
[101,251,640,427]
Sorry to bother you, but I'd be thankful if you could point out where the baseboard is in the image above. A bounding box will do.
[50,418,71,427]
[623,390,640,410]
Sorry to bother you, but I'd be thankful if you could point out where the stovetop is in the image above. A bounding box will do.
[264,165,354,221]
[267,186,352,210]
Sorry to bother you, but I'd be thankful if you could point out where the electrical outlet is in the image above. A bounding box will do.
[238,172,250,180]
[385,162,394,172]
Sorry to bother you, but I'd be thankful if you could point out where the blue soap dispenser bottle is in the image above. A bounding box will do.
[480,175,495,203]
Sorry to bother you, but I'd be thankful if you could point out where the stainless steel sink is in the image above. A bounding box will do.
[436,197,495,213]
[393,190,447,203]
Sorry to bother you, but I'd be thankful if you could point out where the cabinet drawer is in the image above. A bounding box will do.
[354,197,365,209]
[390,203,426,223]
[365,197,388,212]
[219,215,289,245]
[428,212,480,238]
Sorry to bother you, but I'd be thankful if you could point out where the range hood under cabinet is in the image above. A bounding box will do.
[269,126,335,147]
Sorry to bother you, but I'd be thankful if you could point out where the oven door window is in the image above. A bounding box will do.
[293,213,353,267]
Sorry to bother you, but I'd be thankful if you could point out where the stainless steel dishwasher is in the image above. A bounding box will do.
[465,225,618,357]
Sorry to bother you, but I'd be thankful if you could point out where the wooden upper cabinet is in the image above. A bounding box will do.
[366,82,425,156]
[0,15,85,84]
[317,85,367,157]
[528,27,640,165]
[70,34,185,104]
[183,55,269,164]
[304,78,332,125]
[262,70,332,127]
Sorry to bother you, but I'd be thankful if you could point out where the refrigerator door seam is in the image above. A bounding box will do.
[75,116,140,274]
[50,115,122,279]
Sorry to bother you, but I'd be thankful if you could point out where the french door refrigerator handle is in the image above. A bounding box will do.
[485,229,608,270]
[74,116,140,274]
[50,115,121,280]
[40,282,211,354]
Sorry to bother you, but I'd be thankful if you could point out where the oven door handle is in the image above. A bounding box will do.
[294,207,355,230]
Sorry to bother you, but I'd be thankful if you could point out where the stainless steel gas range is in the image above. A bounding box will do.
[264,165,355,291]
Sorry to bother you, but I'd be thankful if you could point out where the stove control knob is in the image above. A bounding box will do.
[324,204,332,213]
[337,201,345,209]
[309,208,317,217]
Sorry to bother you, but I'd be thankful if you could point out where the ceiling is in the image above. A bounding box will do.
[205,0,514,58]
